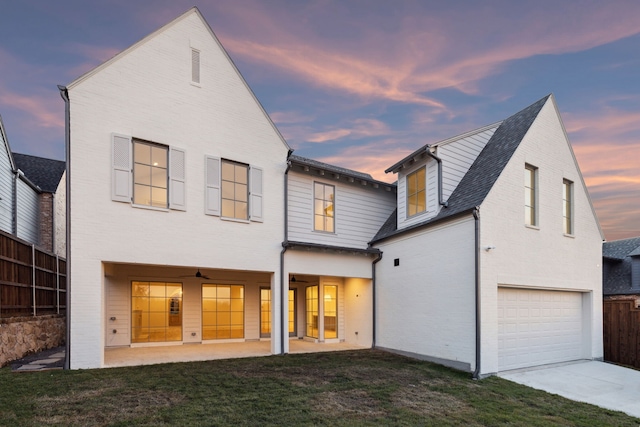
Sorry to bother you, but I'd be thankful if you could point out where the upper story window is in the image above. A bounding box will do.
[525,164,537,226]
[221,160,249,220]
[563,179,573,235]
[133,140,168,208]
[191,48,200,84]
[406,166,426,217]
[111,134,186,211]
[314,182,334,232]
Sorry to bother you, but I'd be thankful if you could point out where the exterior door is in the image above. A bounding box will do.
[261,288,296,338]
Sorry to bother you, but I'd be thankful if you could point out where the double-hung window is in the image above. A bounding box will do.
[205,156,263,222]
[111,134,186,211]
[221,160,249,220]
[406,166,426,217]
[563,179,573,234]
[525,164,537,226]
[314,182,334,232]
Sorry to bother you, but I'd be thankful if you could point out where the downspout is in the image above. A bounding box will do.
[472,207,481,379]
[57,85,70,370]
[11,171,17,235]
[279,150,293,355]
[371,251,383,348]
[425,145,448,208]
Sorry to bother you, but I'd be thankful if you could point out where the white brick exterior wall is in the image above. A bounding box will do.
[479,98,603,375]
[67,10,288,368]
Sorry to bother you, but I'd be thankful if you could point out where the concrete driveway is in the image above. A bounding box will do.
[499,361,640,419]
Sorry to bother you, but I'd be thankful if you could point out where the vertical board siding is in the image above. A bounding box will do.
[288,172,396,249]
[0,133,13,234]
[15,179,38,244]
[603,300,640,369]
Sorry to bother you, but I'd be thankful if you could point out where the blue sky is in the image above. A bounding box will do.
[0,0,639,240]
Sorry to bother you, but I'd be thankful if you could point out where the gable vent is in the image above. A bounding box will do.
[191,49,200,84]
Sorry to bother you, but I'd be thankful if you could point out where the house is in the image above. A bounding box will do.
[0,116,65,254]
[59,7,604,376]
[12,153,66,255]
[603,237,640,300]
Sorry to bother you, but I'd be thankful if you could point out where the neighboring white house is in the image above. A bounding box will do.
[0,116,65,255]
[60,7,603,376]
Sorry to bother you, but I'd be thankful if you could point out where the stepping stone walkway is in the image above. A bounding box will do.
[11,347,65,372]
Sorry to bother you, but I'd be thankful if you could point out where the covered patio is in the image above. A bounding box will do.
[104,340,368,368]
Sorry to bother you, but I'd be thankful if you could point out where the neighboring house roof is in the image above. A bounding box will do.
[603,237,640,296]
[289,154,396,191]
[12,153,65,193]
[371,95,550,243]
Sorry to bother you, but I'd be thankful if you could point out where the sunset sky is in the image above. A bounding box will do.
[0,1,638,240]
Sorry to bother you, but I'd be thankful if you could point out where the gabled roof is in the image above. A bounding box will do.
[12,153,65,193]
[65,7,290,152]
[603,237,640,260]
[603,237,640,295]
[290,154,396,192]
[371,95,551,243]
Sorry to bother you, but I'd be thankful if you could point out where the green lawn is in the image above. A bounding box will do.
[0,349,636,426]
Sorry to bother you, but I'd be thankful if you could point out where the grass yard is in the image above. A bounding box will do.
[0,349,637,426]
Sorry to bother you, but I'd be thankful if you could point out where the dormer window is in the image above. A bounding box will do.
[406,166,426,217]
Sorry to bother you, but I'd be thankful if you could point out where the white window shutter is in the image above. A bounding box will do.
[191,49,200,83]
[250,166,263,222]
[111,133,131,203]
[169,147,186,211]
[205,156,220,216]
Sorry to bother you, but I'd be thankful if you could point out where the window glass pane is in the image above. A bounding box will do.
[417,191,426,212]
[232,286,243,299]
[149,297,165,312]
[235,165,248,184]
[221,199,234,217]
[417,168,426,191]
[151,146,167,168]
[407,174,416,194]
[132,282,148,296]
[231,312,244,324]
[325,217,334,233]
[235,202,247,219]
[134,164,151,185]
[149,284,165,297]
[314,182,323,198]
[235,183,248,202]
[221,161,234,181]
[151,167,167,188]
[525,168,532,187]
[217,312,231,325]
[231,299,243,312]
[134,143,151,165]
[151,187,167,208]
[314,215,324,230]
[314,199,324,216]
[221,181,234,199]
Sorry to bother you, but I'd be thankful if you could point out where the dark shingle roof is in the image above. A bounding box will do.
[13,153,65,193]
[603,237,640,260]
[371,95,551,244]
[603,237,640,296]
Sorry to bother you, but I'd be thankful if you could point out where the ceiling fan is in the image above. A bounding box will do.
[179,268,211,280]
[290,275,309,283]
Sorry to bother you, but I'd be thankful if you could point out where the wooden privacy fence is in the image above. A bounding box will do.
[603,299,640,369]
[0,230,66,318]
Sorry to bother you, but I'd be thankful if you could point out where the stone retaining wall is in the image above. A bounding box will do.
[0,315,65,367]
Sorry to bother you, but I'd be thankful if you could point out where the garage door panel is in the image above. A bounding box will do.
[498,288,583,371]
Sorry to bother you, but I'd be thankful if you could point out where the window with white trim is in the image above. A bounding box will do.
[525,164,537,226]
[563,179,573,234]
[191,48,200,84]
[205,156,263,222]
[406,166,426,217]
[111,134,186,211]
[314,182,334,232]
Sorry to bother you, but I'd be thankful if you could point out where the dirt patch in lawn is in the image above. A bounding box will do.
[313,389,386,418]
[32,379,184,426]
[392,385,474,417]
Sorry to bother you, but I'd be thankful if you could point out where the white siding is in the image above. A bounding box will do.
[54,172,66,257]
[0,132,13,234]
[375,216,477,372]
[68,10,289,368]
[479,97,603,375]
[438,126,498,201]
[288,171,396,249]
[16,178,38,244]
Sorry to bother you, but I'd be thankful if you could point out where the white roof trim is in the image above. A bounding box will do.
[0,115,16,171]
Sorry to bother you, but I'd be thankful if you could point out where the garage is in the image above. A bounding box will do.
[498,288,584,371]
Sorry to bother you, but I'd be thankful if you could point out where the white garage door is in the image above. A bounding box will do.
[498,288,583,371]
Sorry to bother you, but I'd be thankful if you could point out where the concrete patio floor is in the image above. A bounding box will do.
[104,340,368,368]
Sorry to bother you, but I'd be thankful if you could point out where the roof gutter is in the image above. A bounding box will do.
[279,150,293,355]
[57,84,71,370]
[472,207,481,379]
[425,145,448,208]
